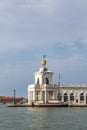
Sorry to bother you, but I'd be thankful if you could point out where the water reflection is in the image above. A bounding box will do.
[27,107,87,130]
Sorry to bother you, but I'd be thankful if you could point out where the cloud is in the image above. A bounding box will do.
[47,54,87,84]
[0,0,87,53]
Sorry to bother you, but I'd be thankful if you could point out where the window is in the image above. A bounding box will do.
[64,93,68,102]
[70,93,74,101]
[44,68,48,71]
[37,78,39,84]
[49,91,53,100]
[45,78,49,84]
[80,93,84,101]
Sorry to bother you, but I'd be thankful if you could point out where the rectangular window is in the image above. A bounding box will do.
[45,78,49,84]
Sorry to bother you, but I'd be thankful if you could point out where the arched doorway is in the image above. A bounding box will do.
[70,93,74,101]
[80,93,84,101]
[64,93,68,102]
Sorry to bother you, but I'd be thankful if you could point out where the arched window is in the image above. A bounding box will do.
[64,93,68,102]
[70,93,74,101]
[58,93,62,101]
[80,93,84,101]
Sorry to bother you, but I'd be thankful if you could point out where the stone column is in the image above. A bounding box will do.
[75,92,78,104]
[62,93,64,102]
[39,91,43,101]
[42,91,45,103]
[68,93,70,104]
[33,91,35,102]
[84,93,86,105]
[54,91,56,99]
[45,90,47,104]
[28,91,31,104]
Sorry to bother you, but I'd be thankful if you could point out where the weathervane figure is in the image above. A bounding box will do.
[43,54,46,59]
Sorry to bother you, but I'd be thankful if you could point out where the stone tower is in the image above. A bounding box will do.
[34,55,53,85]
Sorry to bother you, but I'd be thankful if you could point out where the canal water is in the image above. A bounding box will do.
[0,104,87,130]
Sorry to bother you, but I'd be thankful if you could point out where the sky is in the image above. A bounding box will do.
[0,0,87,97]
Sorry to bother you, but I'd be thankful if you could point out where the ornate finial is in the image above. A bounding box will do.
[43,54,46,59]
[58,73,61,86]
[41,54,46,67]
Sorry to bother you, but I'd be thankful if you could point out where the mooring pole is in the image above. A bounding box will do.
[58,73,61,100]
[13,89,16,104]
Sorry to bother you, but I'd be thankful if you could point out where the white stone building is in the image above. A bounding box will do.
[28,56,87,105]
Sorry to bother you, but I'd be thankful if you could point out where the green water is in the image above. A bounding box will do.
[0,104,87,130]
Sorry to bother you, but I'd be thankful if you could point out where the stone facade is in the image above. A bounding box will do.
[28,58,87,105]
[59,84,87,105]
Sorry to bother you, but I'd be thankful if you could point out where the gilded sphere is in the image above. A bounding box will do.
[41,60,46,66]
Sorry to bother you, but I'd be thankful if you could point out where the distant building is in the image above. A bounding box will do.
[28,56,87,105]
[0,96,24,103]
